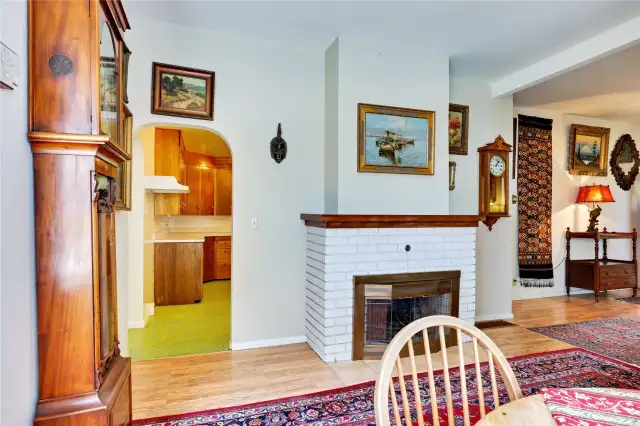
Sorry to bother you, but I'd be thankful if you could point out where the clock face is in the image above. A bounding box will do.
[489,155,506,177]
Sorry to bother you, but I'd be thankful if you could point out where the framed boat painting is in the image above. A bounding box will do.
[151,62,215,120]
[357,103,435,175]
[568,124,610,176]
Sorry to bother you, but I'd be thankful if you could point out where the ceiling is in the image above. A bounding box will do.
[125,0,640,80]
[513,43,640,125]
[181,128,231,158]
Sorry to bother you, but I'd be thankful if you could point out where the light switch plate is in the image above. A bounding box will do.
[251,218,258,229]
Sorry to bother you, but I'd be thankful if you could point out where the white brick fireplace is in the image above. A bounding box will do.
[301,215,479,363]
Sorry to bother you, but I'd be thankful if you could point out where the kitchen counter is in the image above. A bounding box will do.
[152,231,232,243]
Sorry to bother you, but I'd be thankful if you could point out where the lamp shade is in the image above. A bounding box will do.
[576,185,615,203]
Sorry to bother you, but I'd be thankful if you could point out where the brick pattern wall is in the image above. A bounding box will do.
[305,226,477,362]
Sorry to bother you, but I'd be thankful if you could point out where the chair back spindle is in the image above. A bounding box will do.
[374,315,523,426]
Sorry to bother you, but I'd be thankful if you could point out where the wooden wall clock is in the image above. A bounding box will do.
[478,135,512,230]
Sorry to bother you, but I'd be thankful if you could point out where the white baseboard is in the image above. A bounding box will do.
[145,302,155,317]
[128,320,145,329]
[513,288,591,300]
[230,335,306,351]
[475,313,514,322]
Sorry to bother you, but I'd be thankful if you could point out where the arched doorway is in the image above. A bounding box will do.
[126,123,233,361]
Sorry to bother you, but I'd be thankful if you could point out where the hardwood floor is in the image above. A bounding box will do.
[131,290,640,420]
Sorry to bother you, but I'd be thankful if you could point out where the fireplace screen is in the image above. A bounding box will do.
[353,271,460,360]
[365,293,451,346]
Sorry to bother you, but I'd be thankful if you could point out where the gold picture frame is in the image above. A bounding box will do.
[448,103,469,155]
[115,104,133,210]
[569,124,610,176]
[357,103,435,175]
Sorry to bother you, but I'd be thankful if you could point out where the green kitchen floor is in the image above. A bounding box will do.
[128,280,231,361]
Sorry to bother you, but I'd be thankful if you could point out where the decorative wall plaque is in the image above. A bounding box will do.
[610,134,640,191]
[449,161,456,190]
[270,123,287,163]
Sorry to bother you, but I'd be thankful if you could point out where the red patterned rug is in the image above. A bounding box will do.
[616,297,640,306]
[133,348,640,426]
[529,317,640,365]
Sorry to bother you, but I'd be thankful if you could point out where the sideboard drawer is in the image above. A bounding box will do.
[600,277,636,290]
[600,265,634,279]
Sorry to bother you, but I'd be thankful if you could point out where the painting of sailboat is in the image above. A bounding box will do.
[358,104,435,175]
[568,124,610,177]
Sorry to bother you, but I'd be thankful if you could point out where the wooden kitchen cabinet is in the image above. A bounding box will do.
[181,151,216,215]
[214,159,232,215]
[201,167,215,215]
[203,236,231,281]
[154,242,203,305]
[214,237,232,280]
[203,236,216,282]
[183,164,202,215]
[155,128,185,215]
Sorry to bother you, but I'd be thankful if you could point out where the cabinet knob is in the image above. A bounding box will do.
[625,270,629,274]
[607,282,612,287]
[607,271,612,275]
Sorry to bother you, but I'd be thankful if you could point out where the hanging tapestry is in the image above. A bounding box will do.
[518,114,554,287]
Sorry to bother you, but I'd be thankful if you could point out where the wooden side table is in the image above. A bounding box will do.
[565,227,637,302]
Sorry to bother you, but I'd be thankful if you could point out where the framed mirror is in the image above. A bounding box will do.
[610,134,640,191]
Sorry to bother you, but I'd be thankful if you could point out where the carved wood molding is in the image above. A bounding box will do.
[300,214,486,229]
[28,132,131,164]
[94,174,117,213]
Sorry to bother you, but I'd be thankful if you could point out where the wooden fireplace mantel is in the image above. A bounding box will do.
[300,214,486,229]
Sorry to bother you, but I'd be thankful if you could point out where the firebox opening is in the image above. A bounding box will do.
[353,271,461,360]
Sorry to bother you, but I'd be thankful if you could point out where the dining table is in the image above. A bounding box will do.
[476,388,640,426]
[475,394,554,425]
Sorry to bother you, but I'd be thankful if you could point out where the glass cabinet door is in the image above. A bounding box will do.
[99,9,119,145]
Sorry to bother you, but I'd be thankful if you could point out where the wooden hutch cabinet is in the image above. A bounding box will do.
[29,0,133,424]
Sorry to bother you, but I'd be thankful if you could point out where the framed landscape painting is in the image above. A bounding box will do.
[568,124,610,176]
[357,103,435,175]
[152,62,215,120]
[448,103,469,155]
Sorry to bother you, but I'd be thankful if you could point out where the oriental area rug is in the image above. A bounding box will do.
[133,348,640,426]
[530,318,640,366]
[616,297,640,306]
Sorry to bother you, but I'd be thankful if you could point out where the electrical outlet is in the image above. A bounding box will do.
[512,279,517,287]
[251,218,258,229]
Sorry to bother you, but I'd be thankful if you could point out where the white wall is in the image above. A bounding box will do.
[324,38,339,213]
[1,1,38,424]
[115,214,129,354]
[120,138,145,329]
[513,107,639,300]
[335,34,450,214]
[123,18,325,346]
[449,78,515,320]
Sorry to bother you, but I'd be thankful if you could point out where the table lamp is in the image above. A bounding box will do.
[576,184,615,232]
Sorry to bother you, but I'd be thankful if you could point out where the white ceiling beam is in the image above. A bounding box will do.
[491,15,640,98]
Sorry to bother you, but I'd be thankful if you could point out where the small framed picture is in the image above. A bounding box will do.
[358,103,435,175]
[568,124,610,176]
[448,103,469,155]
[151,62,215,120]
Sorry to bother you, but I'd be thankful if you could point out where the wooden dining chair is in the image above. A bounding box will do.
[374,315,523,426]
